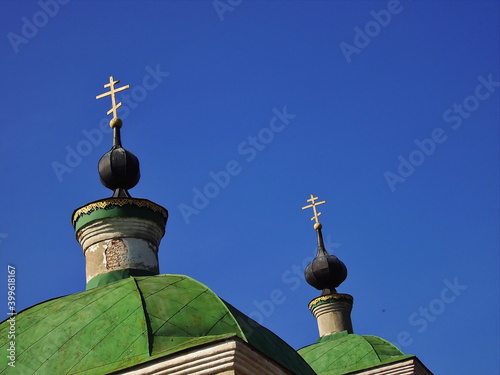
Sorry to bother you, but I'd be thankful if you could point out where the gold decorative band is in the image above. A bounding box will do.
[308,293,353,310]
[73,198,167,225]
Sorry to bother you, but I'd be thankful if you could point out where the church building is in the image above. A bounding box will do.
[0,76,433,375]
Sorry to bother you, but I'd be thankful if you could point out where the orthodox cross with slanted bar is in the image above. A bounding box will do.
[302,194,326,226]
[96,76,130,118]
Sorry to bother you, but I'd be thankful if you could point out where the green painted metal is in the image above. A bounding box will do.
[298,332,412,375]
[0,275,316,375]
[86,269,155,290]
[224,303,316,375]
[0,277,150,375]
[308,295,353,311]
[73,199,167,233]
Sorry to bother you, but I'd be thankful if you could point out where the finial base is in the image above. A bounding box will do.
[309,293,354,337]
[73,198,168,289]
[112,188,131,198]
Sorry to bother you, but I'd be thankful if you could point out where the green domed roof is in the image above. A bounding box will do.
[0,275,315,375]
[298,331,412,375]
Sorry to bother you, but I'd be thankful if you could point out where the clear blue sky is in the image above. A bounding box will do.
[1,1,498,374]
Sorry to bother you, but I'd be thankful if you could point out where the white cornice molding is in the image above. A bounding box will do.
[114,337,294,375]
[345,356,434,375]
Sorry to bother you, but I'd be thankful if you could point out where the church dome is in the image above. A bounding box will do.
[298,331,412,375]
[0,275,315,375]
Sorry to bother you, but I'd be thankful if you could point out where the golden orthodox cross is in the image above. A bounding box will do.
[302,194,326,225]
[96,76,130,118]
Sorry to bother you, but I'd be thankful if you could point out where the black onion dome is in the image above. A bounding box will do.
[305,251,347,295]
[98,146,140,194]
[304,228,347,295]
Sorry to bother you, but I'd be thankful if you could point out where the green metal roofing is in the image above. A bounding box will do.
[298,331,412,375]
[0,275,315,375]
[85,268,156,290]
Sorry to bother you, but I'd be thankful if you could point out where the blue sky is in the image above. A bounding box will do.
[0,1,498,374]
